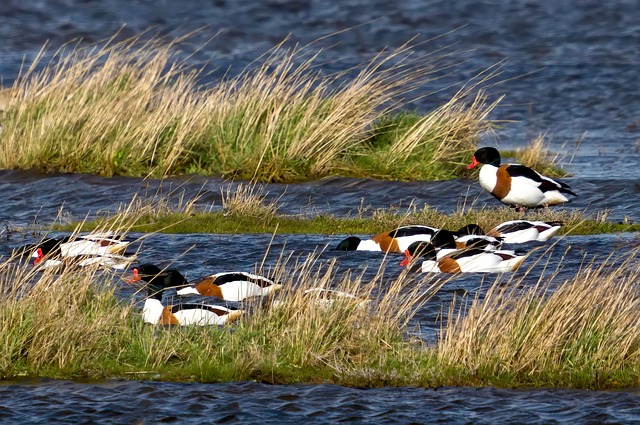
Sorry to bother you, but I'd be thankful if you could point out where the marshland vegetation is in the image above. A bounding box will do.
[0,33,638,392]
[56,182,639,236]
[0,32,567,183]
[1,222,639,390]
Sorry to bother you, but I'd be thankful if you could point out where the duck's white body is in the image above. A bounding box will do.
[488,220,563,243]
[38,253,135,271]
[336,225,439,252]
[176,271,280,301]
[30,232,130,259]
[478,164,570,207]
[420,248,526,273]
[142,299,242,326]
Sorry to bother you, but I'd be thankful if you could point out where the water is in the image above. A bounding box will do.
[2,378,640,424]
[1,1,640,423]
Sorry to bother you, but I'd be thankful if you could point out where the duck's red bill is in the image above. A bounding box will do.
[33,248,44,265]
[126,268,141,283]
[400,250,411,267]
[467,156,479,169]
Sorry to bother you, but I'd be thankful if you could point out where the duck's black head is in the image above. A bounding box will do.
[405,241,437,260]
[14,237,68,259]
[431,230,457,249]
[401,241,437,271]
[469,147,501,168]
[335,236,362,251]
[131,264,189,300]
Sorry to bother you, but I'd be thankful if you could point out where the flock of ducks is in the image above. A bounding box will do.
[15,147,575,326]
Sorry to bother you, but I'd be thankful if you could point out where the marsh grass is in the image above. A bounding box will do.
[61,191,640,236]
[438,246,640,388]
[0,32,504,182]
[2,211,640,389]
[221,181,282,222]
[502,134,571,177]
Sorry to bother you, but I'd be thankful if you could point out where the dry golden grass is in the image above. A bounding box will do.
[221,181,282,221]
[438,245,640,386]
[224,247,446,381]
[0,32,500,182]
[510,134,571,177]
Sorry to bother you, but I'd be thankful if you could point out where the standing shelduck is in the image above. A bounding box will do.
[467,147,576,210]
[128,264,242,326]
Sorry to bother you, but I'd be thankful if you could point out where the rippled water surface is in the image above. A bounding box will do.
[3,378,640,424]
[1,0,640,423]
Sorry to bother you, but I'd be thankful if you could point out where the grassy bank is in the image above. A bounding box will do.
[58,192,640,237]
[0,33,507,182]
[1,228,639,390]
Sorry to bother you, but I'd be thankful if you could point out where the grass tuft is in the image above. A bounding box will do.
[0,32,503,182]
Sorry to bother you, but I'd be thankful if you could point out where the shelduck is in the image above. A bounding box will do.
[128,264,242,326]
[335,225,440,252]
[401,230,527,273]
[467,147,577,210]
[299,288,371,309]
[130,264,279,302]
[487,220,563,243]
[36,253,135,271]
[176,271,281,301]
[16,233,131,264]
[20,233,133,271]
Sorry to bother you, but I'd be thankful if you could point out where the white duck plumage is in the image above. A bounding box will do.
[402,230,527,274]
[487,220,563,243]
[128,264,242,326]
[468,147,576,209]
[176,271,281,301]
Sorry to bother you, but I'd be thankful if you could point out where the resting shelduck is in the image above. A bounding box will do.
[400,230,527,273]
[487,220,563,243]
[335,225,440,252]
[176,271,281,301]
[128,264,242,326]
[130,264,279,302]
[16,233,131,264]
[467,147,577,210]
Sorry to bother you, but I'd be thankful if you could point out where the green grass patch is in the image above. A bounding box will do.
[57,206,640,237]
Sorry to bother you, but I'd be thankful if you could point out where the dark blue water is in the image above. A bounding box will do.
[3,378,640,424]
[1,1,640,423]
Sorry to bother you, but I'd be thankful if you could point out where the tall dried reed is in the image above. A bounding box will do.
[438,246,640,388]
[0,32,500,182]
